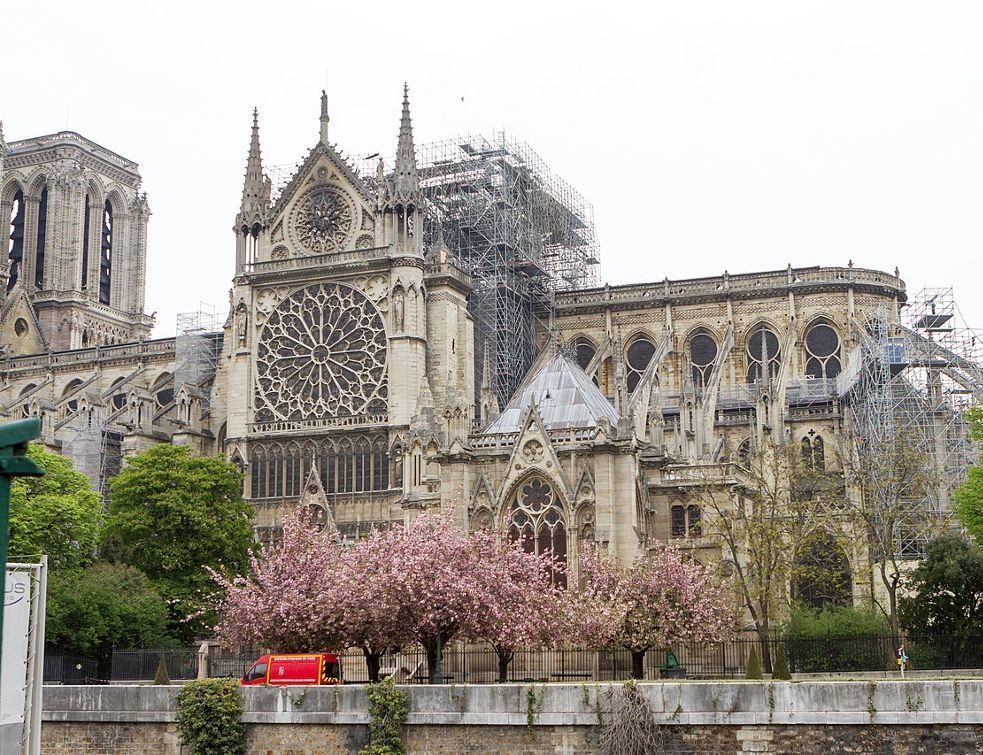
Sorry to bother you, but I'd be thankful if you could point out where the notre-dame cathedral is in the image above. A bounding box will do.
[2,88,952,594]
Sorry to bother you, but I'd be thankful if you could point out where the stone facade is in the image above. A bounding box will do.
[0,95,912,585]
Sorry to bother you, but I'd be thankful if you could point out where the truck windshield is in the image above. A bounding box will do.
[245,662,267,682]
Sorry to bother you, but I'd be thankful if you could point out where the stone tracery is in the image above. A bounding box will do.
[254,282,388,422]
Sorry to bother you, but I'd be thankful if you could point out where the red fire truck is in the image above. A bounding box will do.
[240,653,342,686]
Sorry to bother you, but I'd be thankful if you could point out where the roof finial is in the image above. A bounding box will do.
[319,89,330,144]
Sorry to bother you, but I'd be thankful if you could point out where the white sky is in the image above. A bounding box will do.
[2,1,982,336]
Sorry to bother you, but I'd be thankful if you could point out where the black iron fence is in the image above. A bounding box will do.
[44,654,100,684]
[110,648,199,682]
[104,635,983,684]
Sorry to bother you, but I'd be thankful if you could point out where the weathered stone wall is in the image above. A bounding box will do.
[40,681,983,754]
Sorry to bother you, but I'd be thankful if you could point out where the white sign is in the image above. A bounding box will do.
[1,570,31,742]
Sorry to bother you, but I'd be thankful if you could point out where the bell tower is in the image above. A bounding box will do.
[0,128,153,353]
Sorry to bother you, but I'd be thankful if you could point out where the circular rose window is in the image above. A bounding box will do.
[289,186,354,254]
[255,283,388,421]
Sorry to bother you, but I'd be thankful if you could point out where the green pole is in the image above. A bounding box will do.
[0,418,45,680]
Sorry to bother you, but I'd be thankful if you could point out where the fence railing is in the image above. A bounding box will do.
[106,635,983,684]
[44,654,100,685]
[110,648,199,682]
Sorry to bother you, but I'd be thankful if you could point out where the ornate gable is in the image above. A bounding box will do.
[0,283,47,356]
[496,402,572,513]
[267,143,377,258]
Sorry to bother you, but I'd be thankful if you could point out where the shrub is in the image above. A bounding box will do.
[782,605,893,673]
[153,656,170,685]
[772,645,792,680]
[175,678,245,755]
[745,646,763,679]
[360,676,409,755]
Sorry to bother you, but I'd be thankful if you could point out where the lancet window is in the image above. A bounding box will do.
[801,434,825,471]
[99,199,113,305]
[249,434,392,499]
[573,338,596,371]
[670,504,703,538]
[7,189,24,292]
[35,187,48,290]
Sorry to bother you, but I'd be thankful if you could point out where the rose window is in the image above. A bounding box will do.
[289,186,354,254]
[255,283,388,421]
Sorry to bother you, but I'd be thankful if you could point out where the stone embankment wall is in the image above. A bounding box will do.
[41,680,983,754]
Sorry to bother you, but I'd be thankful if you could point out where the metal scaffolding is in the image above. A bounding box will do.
[175,305,224,410]
[414,133,601,407]
[842,289,983,558]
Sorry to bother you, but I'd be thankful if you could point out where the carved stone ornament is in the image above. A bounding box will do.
[255,282,388,421]
[521,439,544,464]
[288,185,354,254]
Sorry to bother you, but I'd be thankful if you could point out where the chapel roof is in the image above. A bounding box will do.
[484,352,619,434]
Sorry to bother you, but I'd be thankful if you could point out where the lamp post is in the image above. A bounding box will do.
[0,418,45,676]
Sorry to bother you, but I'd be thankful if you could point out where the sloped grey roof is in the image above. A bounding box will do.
[484,353,620,434]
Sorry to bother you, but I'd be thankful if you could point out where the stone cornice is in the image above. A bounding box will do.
[556,266,906,315]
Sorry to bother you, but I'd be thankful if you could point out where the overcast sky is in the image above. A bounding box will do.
[2,1,982,335]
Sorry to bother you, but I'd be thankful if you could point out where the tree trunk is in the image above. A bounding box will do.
[630,649,646,680]
[361,646,384,684]
[423,638,441,684]
[495,647,514,683]
[755,625,774,674]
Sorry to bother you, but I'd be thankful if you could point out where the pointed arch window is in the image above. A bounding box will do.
[100,199,113,305]
[801,434,825,471]
[804,323,841,379]
[670,504,703,539]
[34,187,48,290]
[7,189,25,292]
[746,325,780,383]
[689,331,718,388]
[625,336,656,393]
[573,338,596,372]
[507,477,567,585]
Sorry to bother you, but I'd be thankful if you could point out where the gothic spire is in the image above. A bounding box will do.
[238,108,269,226]
[392,83,421,204]
[319,90,330,144]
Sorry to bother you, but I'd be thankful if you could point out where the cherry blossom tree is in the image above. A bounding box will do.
[380,512,492,682]
[469,534,566,682]
[209,510,346,653]
[572,544,737,679]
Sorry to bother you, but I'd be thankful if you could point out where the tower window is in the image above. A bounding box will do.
[81,195,91,290]
[35,188,48,290]
[100,200,113,305]
[670,504,703,539]
[7,189,25,292]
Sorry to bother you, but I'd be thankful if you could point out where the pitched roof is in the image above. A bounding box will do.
[484,353,619,434]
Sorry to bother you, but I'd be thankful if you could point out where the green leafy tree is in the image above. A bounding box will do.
[8,444,101,570]
[102,445,254,640]
[955,404,983,541]
[45,562,173,676]
[899,534,983,637]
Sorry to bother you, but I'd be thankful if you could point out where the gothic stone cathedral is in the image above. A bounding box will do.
[0,92,908,585]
